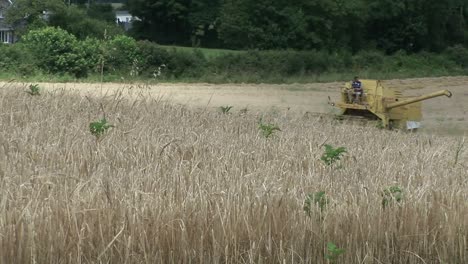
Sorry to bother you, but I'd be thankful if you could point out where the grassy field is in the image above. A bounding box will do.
[0,83,466,263]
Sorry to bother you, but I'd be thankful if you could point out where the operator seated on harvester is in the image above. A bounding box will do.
[347,76,363,104]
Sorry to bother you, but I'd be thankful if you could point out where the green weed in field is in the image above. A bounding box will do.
[304,191,329,217]
[89,118,114,138]
[26,84,40,96]
[382,186,404,208]
[220,106,233,114]
[321,144,346,166]
[258,118,281,138]
[325,242,345,263]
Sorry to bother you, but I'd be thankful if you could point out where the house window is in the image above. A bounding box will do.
[0,31,12,43]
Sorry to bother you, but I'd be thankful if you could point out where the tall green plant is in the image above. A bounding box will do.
[325,242,345,263]
[26,84,41,96]
[89,118,113,138]
[220,105,233,114]
[258,118,281,138]
[304,191,329,217]
[382,186,404,208]
[321,144,347,166]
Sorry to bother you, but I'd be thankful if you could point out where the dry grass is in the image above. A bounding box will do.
[0,83,466,264]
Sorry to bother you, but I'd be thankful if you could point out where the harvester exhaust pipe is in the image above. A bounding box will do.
[386,90,452,110]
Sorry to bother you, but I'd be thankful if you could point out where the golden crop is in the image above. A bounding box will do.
[0,84,466,263]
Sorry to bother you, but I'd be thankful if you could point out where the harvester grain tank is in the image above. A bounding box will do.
[329,80,452,130]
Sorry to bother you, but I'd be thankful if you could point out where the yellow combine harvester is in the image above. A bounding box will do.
[329,80,452,130]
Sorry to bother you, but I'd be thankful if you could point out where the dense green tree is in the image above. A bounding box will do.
[128,0,191,44]
[48,5,123,39]
[217,0,251,49]
[113,0,468,52]
[5,0,67,33]
[87,3,116,23]
[423,0,468,51]
[217,0,370,50]
[365,0,427,53]
[6,0,122,39]
[218,0,306,49]
[188,0,221,47]
[364,0,468,52]
[324,0,368,52]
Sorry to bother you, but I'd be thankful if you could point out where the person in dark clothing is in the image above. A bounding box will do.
[348,76,363,103]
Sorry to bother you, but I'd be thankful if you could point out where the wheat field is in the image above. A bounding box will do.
[0,83,466,264]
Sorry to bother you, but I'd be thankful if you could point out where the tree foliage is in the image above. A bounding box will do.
[22,27,100,77]
[127,0,468,53]
[8,0,468,53]
[48,5,123,39]
[128,0,192,44]
[6,0,67,33]
[6,0,122,39]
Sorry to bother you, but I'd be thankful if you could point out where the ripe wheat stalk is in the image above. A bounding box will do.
[0,84,466,263]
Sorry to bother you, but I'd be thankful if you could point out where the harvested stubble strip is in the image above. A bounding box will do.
[0,84,466,264]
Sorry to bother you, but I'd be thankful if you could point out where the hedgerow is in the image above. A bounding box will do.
[4,27,468,82]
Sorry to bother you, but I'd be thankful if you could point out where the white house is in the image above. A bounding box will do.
[115,10,136,31]
[0,0,14,43]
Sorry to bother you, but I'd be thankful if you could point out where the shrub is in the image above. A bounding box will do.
[104,35,140,73]
[231,50,265,75]
[281,51,306,75]
[0,43,38,75]
[22,27,99,77]
[352,50,385,70]
[73,38,102,77]
[301,50,332,74]
[22,27,78,73]
[445,45,468,68]
[136,41,171,77]
[330,50,353,70]
[208,53,246,75]
[166,49,207,78]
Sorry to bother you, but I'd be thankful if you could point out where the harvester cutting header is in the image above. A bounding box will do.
[329,79,452,130]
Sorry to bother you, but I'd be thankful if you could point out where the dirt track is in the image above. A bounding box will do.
[3,76,468,135]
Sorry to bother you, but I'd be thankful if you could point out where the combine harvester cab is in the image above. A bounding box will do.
[330,80,452,130]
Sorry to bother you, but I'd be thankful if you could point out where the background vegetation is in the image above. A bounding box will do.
[1,1,468,82]
[1,27,468,83]
[127,0,468,53]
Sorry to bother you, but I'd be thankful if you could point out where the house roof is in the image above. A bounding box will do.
[0,20,13,31]
[0,0,14,30]
[0,0,12,9]
[115,11,131,16]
